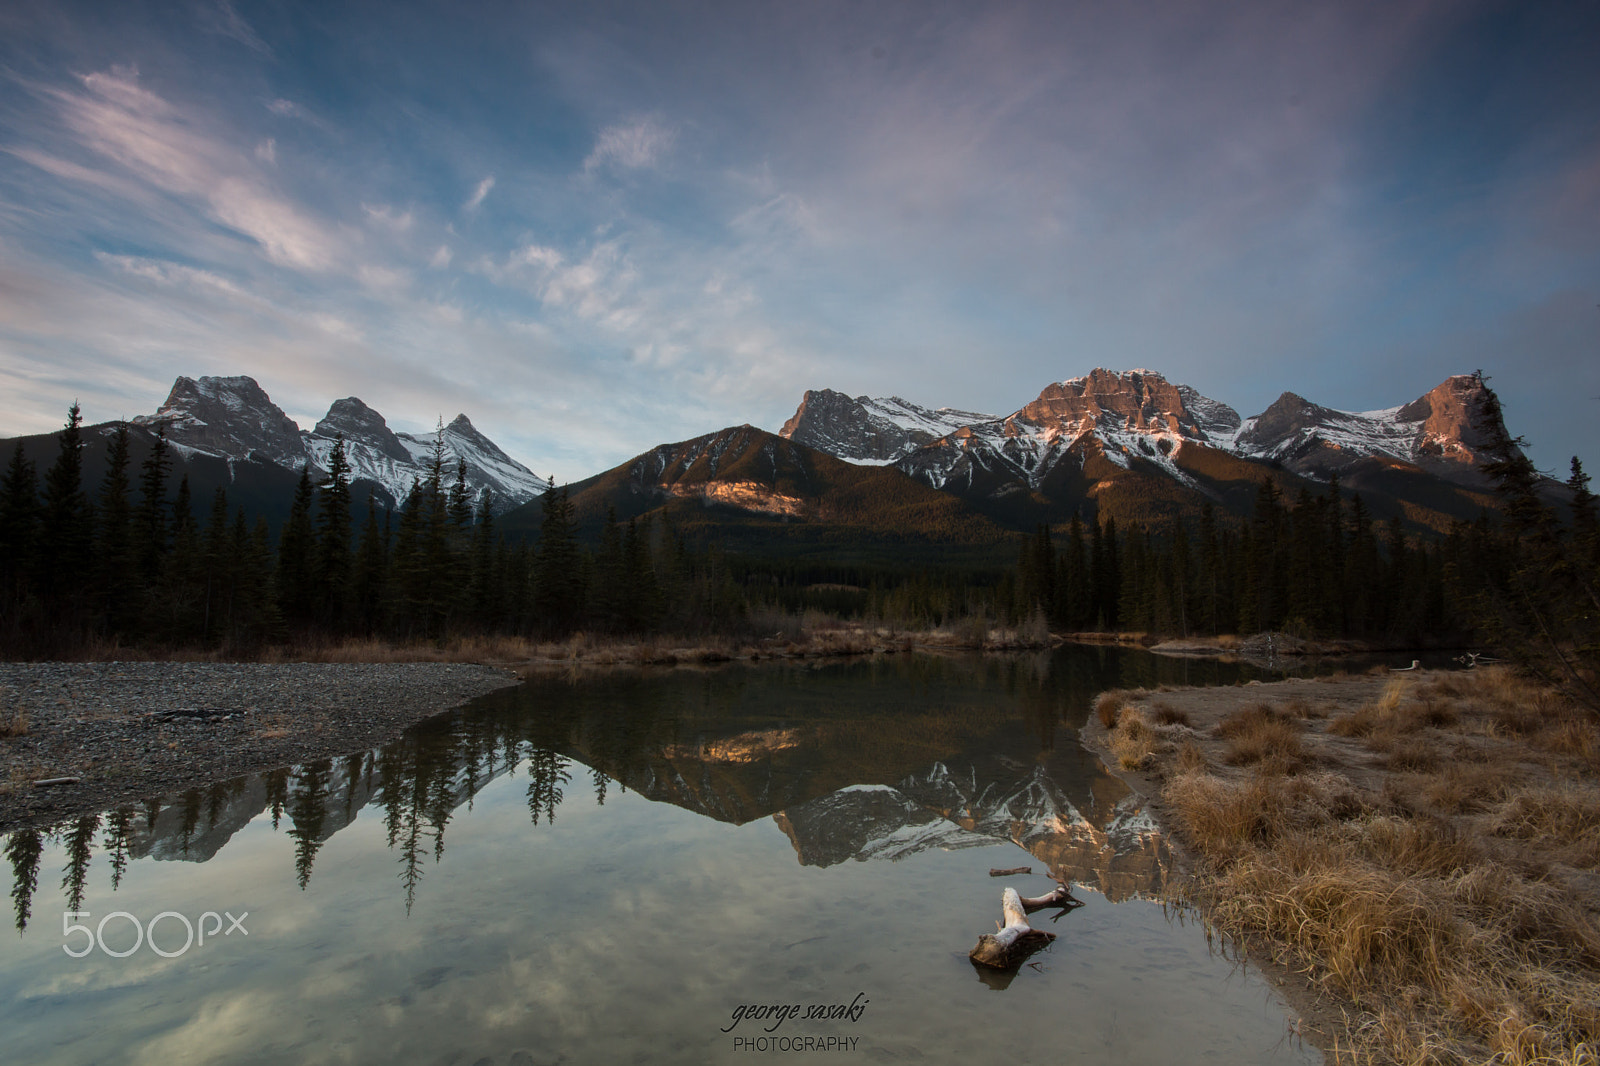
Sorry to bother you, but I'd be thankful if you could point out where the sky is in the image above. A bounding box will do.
[1,0,1596,482]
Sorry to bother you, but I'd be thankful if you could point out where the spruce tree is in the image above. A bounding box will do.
[353,493,389,635]
[38,402,94,636]
[276,465,318,632]
[1472,372,1599,707]
[0,444,40,629]
[135,425,171,581]
[95,424,136,636]
[315,435,353,629]
[468,489,497,630]
[533,482,583,635]
[200,489,232,643]
[448,458,473,529]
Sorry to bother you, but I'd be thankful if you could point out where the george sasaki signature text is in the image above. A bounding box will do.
[721,993,869,1034]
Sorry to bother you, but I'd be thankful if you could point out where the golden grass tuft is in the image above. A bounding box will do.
[1491,786,1600,869]
[1216,703,1304,769]
[1164,771,1298,853]
[1095,689,1132,729]
[1385,737,1444,773]
[1175,738,1209,775]
[1422,761,1516,813]
[1108,708,1159,770]
[1139,665,1600,1062]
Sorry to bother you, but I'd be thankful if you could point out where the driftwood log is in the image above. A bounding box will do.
[968,887,1057,968]
[1019,883,1080,913]
[988,866,1032,877]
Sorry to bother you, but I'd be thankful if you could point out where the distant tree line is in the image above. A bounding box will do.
[1003,476,1458,642]
[2,372,1595,688]
[0,409,751,655]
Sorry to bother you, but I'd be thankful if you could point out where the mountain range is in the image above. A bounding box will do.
[1,375,547,526]
[497,369,1516,558]
[2,369,1524,552]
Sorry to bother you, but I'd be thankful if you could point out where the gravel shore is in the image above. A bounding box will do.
[0,661,521,832]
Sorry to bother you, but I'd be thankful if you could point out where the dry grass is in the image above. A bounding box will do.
[1423,762,1518,814]
[1217,703,1305,770]
[1491,786,1600,869]
[1108,708,1160,770]
[1096,689,1133,729]
[1175,738,1209,775]
[1136,667,1600,1064]
[1385,737,1444,773]
[1150,700,1192,726]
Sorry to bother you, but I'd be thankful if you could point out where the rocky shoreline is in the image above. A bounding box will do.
[0,661,521,833]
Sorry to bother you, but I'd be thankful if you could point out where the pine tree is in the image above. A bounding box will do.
[277,465,318,631]
[135,425,171,581]
[38,402,94,637]
[0,444,40,630]
[352,494,389,635]
[315,435,354,629]
[622,516,660,632]
[468,489,497,630]
[200,488,232,643]
[592,507,626,632]
[448,458,473,529]
[533,482,583,635]
[1471,372,1599,707]
[95,424,137,636]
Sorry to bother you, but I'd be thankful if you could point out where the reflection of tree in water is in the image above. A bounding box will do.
[103,809,133,890]
[525,748,568,826]
[1,646,1246,930]
[267,766,289,829]
[6,828,42,932]
[61,814,100,913]
[287,759,331,890]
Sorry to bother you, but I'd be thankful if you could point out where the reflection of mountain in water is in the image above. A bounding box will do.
[772,759,1170,903]
[7,649,1224,929]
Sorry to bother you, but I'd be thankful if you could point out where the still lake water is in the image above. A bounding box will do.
[2,649,1322,1065]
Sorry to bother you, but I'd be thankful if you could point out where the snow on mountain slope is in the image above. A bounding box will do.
[781,370,1505,498]
[137,376,545,512]
[780,388,998,463]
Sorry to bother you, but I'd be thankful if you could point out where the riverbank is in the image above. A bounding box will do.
[0,661,520,833]
[1081,668,1600,1064]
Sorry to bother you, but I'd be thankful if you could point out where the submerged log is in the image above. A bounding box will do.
[968,887,1057,968]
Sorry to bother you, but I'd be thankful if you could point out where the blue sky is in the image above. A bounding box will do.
[1,0,1595,481]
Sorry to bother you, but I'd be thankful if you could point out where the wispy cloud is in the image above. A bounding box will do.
[464,175,494,210]
[197,0,273,59]
[94,252,249,299]
[583,119,674,172]
[33,68,340,272]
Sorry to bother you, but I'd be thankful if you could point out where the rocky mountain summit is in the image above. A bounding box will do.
[782,369,1507,502]
[134,375,547,513]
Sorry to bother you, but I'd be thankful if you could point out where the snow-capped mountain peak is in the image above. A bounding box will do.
[137,375,545,512]
[780,369,1509,505]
